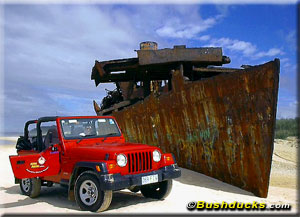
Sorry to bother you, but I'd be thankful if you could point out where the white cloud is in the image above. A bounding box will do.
[3,5,148,132]
[156,18,216,39]
[2,4,297,132]
[227,40,257,55]
[155,5,225,39]
[5,4,217,132]
[206,37,284,61]
[198,35,211,41]
[207,37,257,56]
[254,48,284,59]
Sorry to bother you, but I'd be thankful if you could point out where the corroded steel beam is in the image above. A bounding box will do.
[99,59,279,197]
[91,58,139,86]
[137,46,229,65]
[91,46,231,87]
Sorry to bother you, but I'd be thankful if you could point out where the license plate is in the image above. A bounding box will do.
[141,174,158,185]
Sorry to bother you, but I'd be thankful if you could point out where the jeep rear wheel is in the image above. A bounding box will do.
[20,178,41,198]
[74,171,112,212]
[141,179,173,199]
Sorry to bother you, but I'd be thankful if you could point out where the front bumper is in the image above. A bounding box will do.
[98,164,181,191]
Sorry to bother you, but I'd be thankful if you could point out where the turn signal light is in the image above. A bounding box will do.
[165,156,172,161]
[164,154,175,165]
[96,165,101,172]
[108,163,116,170]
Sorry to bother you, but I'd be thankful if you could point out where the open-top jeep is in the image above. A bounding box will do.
[9,116,181,212]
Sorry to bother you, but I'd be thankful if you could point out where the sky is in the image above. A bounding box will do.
[1,2,298,133]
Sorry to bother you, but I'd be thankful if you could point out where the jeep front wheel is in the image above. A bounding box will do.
[141,179,173,200]
[74,171,112,212]
[20,178,41,198]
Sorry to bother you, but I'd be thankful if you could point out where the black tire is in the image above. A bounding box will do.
[141,179,173,200]
[46,182,53,187]
[74,171,112,212]
[20,178,41,198]
[128,186,140,193]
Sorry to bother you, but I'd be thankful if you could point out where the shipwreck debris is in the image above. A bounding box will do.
[91,42,279,197]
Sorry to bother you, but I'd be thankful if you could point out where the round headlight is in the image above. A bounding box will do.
[153,150,161,162]
[117,154,127,167]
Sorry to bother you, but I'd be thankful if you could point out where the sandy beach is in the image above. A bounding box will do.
[0,137,298,214]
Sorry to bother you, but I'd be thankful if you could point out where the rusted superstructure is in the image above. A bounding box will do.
[91,42,279,198]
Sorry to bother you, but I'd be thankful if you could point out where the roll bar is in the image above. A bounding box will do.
[36,116,58,152]
[24,120,37,141]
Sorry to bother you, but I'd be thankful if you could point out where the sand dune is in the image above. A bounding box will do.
[0,137,298,214]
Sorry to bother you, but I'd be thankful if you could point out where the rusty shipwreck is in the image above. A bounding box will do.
[91,42,279,198]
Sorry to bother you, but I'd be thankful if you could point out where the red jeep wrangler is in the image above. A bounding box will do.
[9,116,181,212]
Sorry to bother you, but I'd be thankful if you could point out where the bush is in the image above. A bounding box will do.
[275,118,299,139]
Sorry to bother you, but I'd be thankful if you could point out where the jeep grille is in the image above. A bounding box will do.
[127,151,152,173]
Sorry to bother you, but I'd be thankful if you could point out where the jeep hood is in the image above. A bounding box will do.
[65,141,159,160]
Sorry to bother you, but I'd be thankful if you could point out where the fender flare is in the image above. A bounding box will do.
[67,161,108,201]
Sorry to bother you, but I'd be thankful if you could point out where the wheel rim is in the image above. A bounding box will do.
[21,178,31,192]
[79,180,98,206]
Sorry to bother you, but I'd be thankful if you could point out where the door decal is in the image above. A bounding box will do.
[9,148,60,179]
[26,167,49,174]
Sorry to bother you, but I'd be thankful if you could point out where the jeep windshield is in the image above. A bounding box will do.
[60,118,121,140]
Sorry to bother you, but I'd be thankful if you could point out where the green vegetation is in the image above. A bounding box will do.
[275,118,299,139]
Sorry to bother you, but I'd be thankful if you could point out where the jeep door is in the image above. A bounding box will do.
[9,119,61,179]
[9,146,61,179]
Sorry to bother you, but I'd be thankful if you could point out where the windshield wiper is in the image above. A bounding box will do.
[103,133,118,137]
[77,134,96,144]
[101,133,118,142]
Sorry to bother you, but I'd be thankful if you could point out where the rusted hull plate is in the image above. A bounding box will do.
[110,60,279,197]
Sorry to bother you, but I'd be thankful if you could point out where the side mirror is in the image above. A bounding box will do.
[51,144,58,152]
